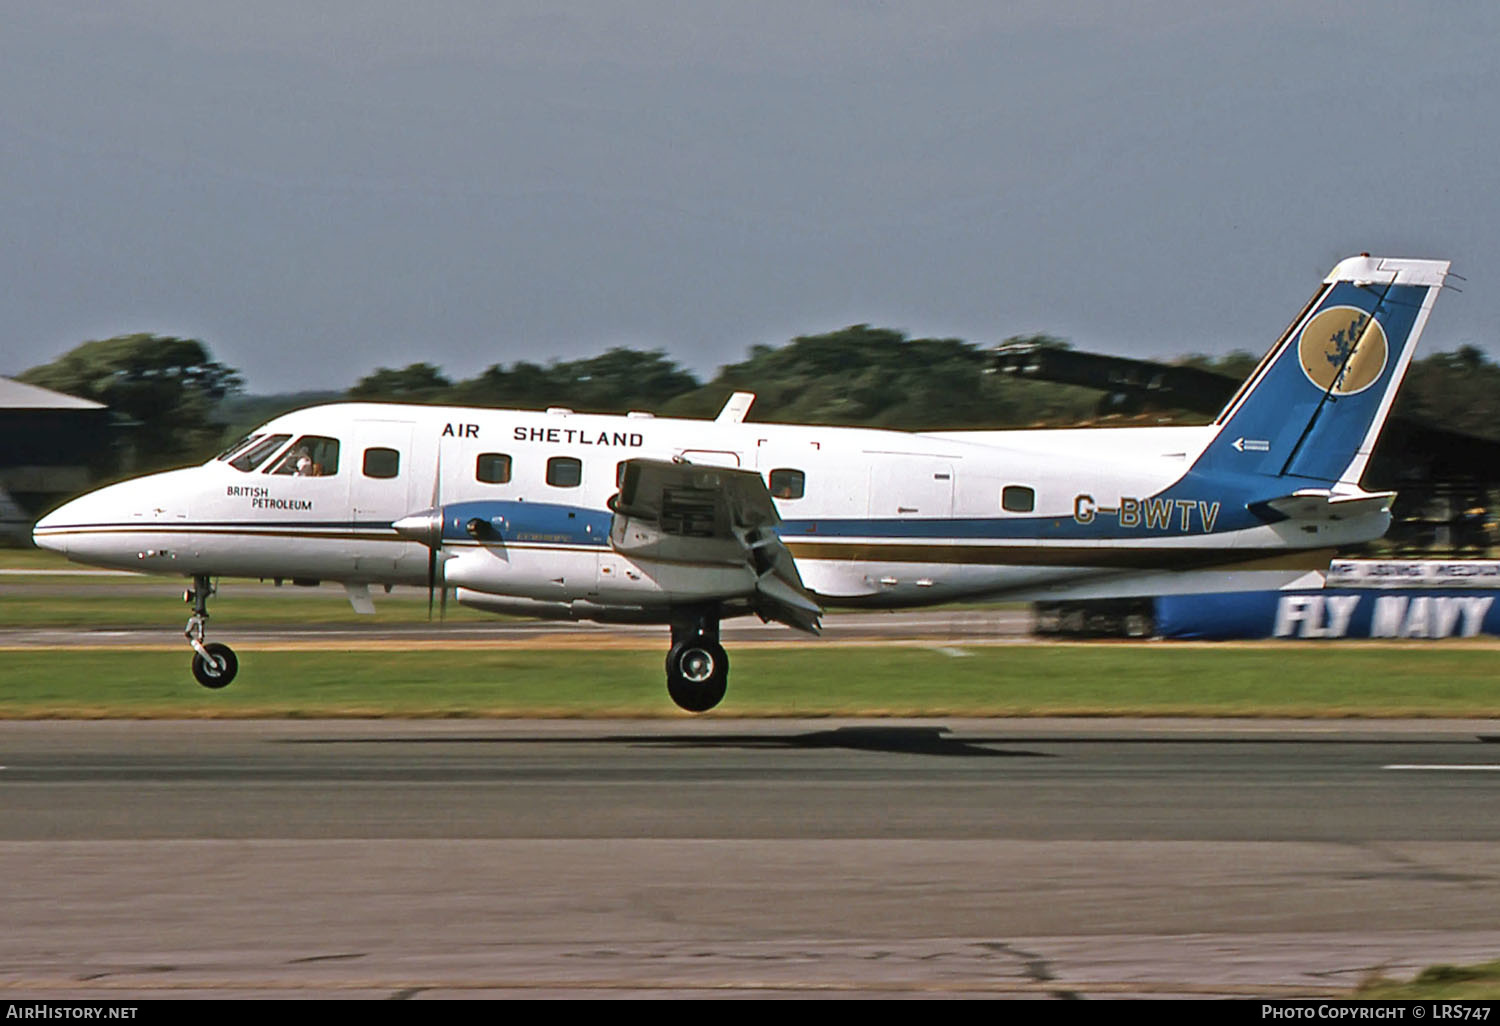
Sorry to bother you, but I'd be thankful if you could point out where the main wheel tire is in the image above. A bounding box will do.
[192,642,239,689]
[665,640,728,712]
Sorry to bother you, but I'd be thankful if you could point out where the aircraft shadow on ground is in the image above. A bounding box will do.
[282,725,1053,759]
[619,726,1053,758]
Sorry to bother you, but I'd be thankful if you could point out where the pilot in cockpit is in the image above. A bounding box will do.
[290,447,314,476]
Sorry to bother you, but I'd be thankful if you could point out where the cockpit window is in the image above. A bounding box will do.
[268,435,341,476]
[229,434,292,472]
[215,433,263,462]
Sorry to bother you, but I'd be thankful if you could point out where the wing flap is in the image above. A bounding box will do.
[756,572,823,634]
[610,458,822,633]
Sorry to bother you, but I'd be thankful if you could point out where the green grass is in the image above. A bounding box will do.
[0,586,498,625]
[0,547,74,571]
[1358,960,1500,999]
[2,645,1498,718]
[0,569,1015,626]
[0,555,499,624]
[5,547,1500,718]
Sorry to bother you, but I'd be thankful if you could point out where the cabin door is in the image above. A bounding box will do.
[868,456,955,518]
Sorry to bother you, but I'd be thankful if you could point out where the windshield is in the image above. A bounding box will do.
[229,433,292,472]
[214,432,263,462]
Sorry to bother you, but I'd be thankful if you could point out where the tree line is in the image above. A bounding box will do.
[16,327,1500,475]
[340,327,1108,429]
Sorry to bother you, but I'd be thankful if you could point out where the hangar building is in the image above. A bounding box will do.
[0,376,110,543]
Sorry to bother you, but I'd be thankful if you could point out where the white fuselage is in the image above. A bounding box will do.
[34,401,1374,616]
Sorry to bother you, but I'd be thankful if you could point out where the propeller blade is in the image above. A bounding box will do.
[426,545,437,621]
[396,442,448,623]
[432,445,443,621]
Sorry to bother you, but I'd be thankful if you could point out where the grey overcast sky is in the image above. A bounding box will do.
[2,1,1497,394]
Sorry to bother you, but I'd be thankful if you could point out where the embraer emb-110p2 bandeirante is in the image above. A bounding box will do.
[34,255,1451,711]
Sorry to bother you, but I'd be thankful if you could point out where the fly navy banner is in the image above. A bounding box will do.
[1156,589,1500,640]
[1327,559,1500,589]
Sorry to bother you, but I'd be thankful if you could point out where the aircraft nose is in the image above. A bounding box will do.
[31,503,75,555]
[31,467,201,569]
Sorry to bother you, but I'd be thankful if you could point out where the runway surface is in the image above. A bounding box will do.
[3,718,1499,998]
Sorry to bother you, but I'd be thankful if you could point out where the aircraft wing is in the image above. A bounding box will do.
[610,458,822,634]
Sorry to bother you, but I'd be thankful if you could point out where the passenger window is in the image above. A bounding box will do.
[547,456,582,488]
[769,469,805,500]
[229,434,291,472]
[363,447,401,479]
[1002,485,1035,513]
[476,453,512,484]
[269,435,341,476]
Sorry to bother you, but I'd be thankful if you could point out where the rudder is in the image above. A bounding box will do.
[1194,255,1449,487]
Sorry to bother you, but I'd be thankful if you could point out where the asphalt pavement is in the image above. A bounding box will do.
[3,718,1498,998]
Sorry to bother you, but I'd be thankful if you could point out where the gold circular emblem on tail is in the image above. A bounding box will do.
[1297,306,1388,395]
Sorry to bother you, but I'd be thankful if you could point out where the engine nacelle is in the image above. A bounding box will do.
[452,589,667,624]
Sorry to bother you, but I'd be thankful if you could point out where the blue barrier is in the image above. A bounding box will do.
[1155,589,1500,640]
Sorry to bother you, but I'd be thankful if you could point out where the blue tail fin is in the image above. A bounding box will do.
[1193,255,1449,487]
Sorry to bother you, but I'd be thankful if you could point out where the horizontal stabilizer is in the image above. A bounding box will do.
[1250,488,1395,524]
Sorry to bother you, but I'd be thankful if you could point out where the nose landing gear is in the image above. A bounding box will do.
[185,574,238,689]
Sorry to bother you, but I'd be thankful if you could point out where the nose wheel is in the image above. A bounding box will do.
[192,642,239,689]
[185,574,238,689]
[666,611,727,712]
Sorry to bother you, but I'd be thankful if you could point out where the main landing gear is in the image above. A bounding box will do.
[666,610,727,713]
[185,574,238,689]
